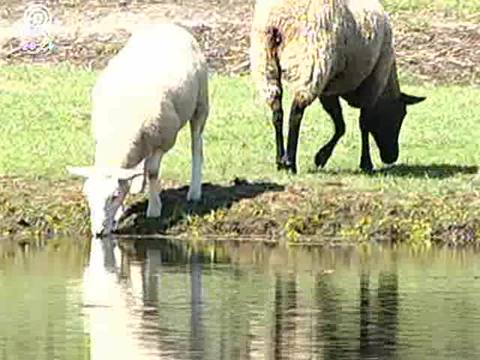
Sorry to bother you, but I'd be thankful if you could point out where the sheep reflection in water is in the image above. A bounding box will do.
[82,237,206,360]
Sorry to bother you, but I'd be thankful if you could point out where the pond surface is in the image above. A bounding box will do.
[2,238,480,359]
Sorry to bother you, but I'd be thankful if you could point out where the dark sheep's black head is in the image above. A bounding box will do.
[363,92,426,164]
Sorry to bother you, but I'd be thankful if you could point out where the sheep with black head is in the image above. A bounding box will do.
[250,0,426,174]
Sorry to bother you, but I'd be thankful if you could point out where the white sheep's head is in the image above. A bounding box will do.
[67,166,143,237]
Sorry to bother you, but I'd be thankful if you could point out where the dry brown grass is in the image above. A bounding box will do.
[1,0,479,84]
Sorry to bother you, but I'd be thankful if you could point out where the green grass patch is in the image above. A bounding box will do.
[0,64,479,245]
[0,64,478,194]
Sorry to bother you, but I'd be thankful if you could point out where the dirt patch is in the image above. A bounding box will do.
[393,17,480,85]
[1,1,479,84]
[0,0,255,74]
[1,176,479,247]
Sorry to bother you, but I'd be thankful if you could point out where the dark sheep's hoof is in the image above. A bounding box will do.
[276,161,287,171]
[381,163,396,170]
[276,158,297,174]
[360,159,374,173]
[314,150,331,168]
[360,165,374,174]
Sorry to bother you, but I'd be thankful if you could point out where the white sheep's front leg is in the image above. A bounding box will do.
[145,150,164,218]
[187,107,207,202]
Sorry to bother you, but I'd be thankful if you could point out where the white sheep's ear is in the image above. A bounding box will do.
[68,165,142,180]
[67,166,95,178]
[106,167,143,180]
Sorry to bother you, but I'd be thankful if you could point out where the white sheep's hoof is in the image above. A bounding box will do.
[187,189,201,202]
[146,201,162,218]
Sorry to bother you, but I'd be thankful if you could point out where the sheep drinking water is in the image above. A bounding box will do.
[68,23,209,236]
[250,0,426,174]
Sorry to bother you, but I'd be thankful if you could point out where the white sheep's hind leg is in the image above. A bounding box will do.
[187,129,203,202]
[129,160,147,194]
[145,150,164,218]
[187,104,208,202]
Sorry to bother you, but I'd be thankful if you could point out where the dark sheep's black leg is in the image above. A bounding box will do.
[281,98,307,174]
[359,110,374,172]
[272,103,286,170]
[315,95,346,168]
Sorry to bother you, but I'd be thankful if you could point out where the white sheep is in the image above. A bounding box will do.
[250,0,426,174]
[68,23,209,236]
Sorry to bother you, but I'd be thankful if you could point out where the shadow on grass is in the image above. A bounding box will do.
[376,164,478,179]
[310,163,478,179]
[116,178,284,235]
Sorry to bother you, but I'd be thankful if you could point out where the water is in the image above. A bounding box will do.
[2,238,480,359]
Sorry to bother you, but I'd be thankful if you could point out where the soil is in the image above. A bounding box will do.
[1,176,479,247]
[1,0,479,85]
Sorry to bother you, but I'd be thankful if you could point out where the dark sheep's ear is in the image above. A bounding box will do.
[401,92,426,105]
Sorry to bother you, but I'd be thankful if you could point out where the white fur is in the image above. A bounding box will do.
[68,23,209,236]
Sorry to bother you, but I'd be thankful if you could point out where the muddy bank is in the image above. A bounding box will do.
[1,1,479,84]
[1,176,479,247]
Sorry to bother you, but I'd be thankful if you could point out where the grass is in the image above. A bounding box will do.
[5,0,480,16]
[0,64,478,193]
[383,0,480,18]
[0,64,479,245]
